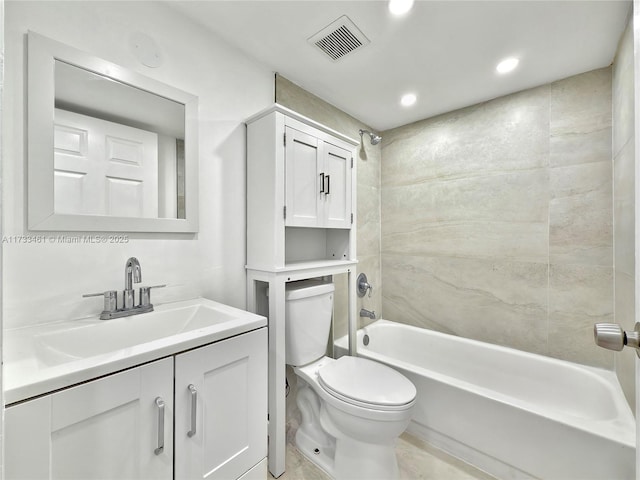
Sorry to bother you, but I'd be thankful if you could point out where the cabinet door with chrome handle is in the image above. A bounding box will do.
[174,328,267,480]
[4,357,174,480]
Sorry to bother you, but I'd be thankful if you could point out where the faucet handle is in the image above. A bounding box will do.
[83,290,118,313]
[357,273,373,298]
[139,285,166,307]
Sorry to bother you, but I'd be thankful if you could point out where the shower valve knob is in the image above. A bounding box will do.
[594,322,640,356]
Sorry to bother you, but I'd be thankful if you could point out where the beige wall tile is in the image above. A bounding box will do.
[612,14,635,409]
[382,170,549,263]
[381,67,613,367]
[614,138,635,277]
[548,264,614,368]
[357,184,381,257]
[382,253,548,356]
[382,90,549,189]
[549,161,612,266]
[550,68,612,169]
[613,18,635,155]
[615,270,636,404]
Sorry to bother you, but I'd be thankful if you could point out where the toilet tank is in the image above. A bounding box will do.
[285,280,334,366]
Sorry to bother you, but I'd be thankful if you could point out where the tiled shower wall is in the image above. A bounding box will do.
[277,62,627,378]
[613,13,635,407]
[381,67,614,369]
[275,75,382,340]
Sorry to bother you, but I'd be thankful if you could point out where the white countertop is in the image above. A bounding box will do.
[4,298,267,404]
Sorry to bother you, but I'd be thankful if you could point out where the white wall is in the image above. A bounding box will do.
[2,1,274,329]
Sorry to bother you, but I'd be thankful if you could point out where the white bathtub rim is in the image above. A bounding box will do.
[361,347,634,447]
[357,320,623,382]
[334,320,635,448]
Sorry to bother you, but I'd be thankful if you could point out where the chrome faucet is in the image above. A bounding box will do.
[360,308,376,320]
[83,257,165,320]
[124,257,142,309]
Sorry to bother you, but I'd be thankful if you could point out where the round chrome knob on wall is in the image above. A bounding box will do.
[357,273,373,298]
[594,322,640,357]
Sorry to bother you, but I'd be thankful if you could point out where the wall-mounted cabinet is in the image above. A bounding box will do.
[5,328,267,480]
[284,126,352,229]
[247,104,357,271]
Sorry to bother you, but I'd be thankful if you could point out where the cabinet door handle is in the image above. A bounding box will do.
[325,174,331,195]
[187,384,197,438]
[154,397,165,455]
[319,172,325,194]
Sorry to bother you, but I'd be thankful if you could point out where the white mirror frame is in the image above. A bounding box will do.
[27,31,199,233]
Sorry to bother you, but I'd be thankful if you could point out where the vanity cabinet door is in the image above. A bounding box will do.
[4,357,174,480]
[174,328,268,480]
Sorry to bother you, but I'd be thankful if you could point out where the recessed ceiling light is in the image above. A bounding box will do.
[496,57,519,74]
[401,93,417,107]
[389,0,415,16]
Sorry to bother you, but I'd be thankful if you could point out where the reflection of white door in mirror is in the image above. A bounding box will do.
[54,109,159,218]
[27,31,199,232]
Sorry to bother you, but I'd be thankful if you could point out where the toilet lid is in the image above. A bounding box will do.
[318,356,416,409]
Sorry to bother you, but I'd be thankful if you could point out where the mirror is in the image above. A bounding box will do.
[28,31,199,232]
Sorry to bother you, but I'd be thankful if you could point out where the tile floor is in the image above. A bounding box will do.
[272,432,496,480]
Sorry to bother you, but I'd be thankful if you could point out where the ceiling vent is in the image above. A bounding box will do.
[308,15,370,62]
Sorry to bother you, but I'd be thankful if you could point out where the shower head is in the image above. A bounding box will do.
[359,129,382,145]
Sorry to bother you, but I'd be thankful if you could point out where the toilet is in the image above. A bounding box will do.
[285,280,416,480]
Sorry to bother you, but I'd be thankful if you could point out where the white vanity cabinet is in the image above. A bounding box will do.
[174,328,267,480]
[285,126,353,229]
[5,328,267,480]
[5,357,174,480]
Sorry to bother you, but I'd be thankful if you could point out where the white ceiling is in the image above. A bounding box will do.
[168,0,631,132]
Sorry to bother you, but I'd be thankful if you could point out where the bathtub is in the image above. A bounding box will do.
[334,319,635,480]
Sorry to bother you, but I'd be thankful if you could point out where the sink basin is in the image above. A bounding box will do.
[4,297,266,404]
[33,300,255,366]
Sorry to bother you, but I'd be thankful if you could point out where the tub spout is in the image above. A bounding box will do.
[360,308,376,319]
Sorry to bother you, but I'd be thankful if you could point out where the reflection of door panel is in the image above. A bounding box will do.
[54,109,158,217]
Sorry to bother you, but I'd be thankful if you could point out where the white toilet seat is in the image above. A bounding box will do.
[294,355,416,479]
[317,356,416,411]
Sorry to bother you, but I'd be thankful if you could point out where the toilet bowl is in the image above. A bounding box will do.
[284,279,416,479]
[294,356,415,479]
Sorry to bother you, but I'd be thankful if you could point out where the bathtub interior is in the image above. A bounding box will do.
[337,321,632,422]
[334,319,636,479]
